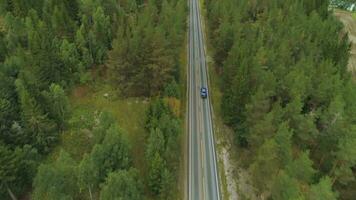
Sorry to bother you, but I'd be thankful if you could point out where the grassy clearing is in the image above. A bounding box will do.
[352,12,356,20]
[49,82,149,172]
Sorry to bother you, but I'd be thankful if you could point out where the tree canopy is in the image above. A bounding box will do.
[206,0,355,198]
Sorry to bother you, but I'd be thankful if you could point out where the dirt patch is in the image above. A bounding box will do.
[219,146,239,200]
[72,85,90,98]
[215,123,259,200]
[334,9,356,74]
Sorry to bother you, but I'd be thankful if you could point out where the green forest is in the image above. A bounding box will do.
[206,0,356,199]
[2,0,356,199]
[0,0,186,199]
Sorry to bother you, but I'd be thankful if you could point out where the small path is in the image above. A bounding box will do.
[334,9,356,74]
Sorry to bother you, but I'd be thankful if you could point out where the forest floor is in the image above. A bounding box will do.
[334,9,356,76]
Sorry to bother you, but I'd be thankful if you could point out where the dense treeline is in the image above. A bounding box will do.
[108,0,186,96]
[0,0,186,199]
[145,98,181,198]
[206,0,355,199]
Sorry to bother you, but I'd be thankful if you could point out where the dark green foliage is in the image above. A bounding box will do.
[145,99,181,198]
[0,0,186,198]
[0,144,38,199]
[108,0,186,97]
[0,72,20,143]
[15,78,58,153]
[206,0,355,198]
[76,6,111,66]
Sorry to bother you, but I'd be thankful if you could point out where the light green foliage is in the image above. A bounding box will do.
[148,152,166,195]
[59,39,83,84]
[33,150,78,200]
[272,171,303,200]
[75,24,93,68]
[286,151,316,184]
[42,84,70,131]
[249,139,279,192]
[92,7,111,61]
[75,111,134,198]
[76,4,112,66]
[274,122,293,166]
[78,154,98,198]
[308,177,338,200]
[100,169,143,200]
[90,125,131,183]
[164,80,181,98]
[332,125,356,185]
[146,128,165,159]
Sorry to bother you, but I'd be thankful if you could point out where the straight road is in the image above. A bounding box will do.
[188,0,220,199]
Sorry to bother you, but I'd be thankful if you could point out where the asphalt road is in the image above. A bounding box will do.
[188,0,220,199]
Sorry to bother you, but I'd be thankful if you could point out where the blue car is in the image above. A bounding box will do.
[200,87,208,99]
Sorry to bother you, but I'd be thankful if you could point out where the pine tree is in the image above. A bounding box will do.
[274,122,293,166]
[33,150,78,200]
[148,152,165,195]
[271,171,302,200]
[78,155,98,200]
[0,145,38,199]
[146,128,165,160]
[0,144,22,200]
[90,125,131,182]
[286,151,316,184]
[41,84,70,131]
[308,177,338,200]
[91,6,111,64]
[99,169,143,200]
[250,139,279,192]
[15,78,57,152]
